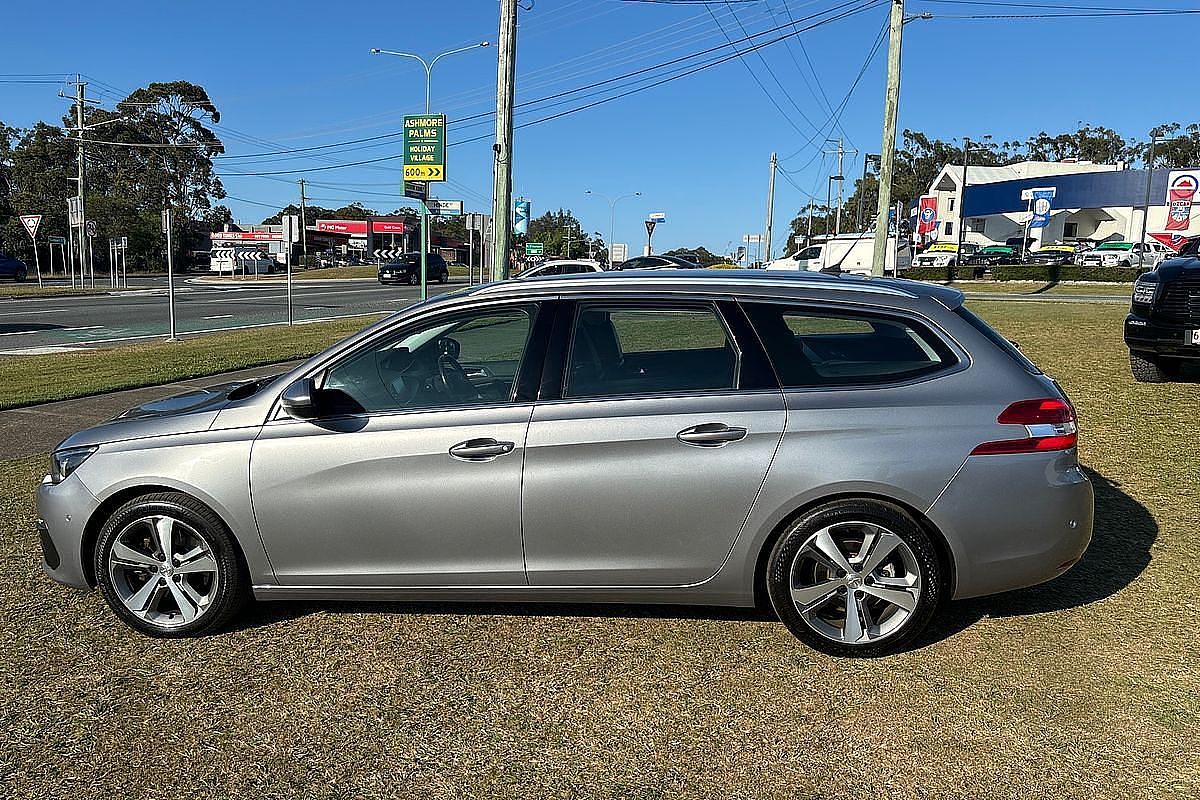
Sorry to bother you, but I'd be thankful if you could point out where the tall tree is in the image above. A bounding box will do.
[1146,122,1200,168]
[1024,125,1133,164]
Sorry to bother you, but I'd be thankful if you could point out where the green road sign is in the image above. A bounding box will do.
[403,114,446,182]
[48,235,66,245]
[525,242,544,256]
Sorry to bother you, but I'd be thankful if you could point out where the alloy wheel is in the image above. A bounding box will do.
[787,521,922,645]
[106,514,220,629]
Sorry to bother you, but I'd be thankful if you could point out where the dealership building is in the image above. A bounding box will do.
[923,160,1200,249]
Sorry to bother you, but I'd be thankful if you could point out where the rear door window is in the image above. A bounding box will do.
[744,303,957,387]
[564,304,738,398]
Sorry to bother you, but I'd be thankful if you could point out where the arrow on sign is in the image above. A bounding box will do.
[373,249,406,260]
[19,214,42,239]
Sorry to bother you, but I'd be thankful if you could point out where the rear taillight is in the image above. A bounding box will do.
[971,398,1077,455]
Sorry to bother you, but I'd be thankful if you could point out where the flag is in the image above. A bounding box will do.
[1165,171,1198,232]
[513,199,531,235]
[916,195,938,237]
[1029,188,1055,229]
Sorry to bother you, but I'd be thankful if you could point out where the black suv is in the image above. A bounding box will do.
[1124,237,1200,382]
[378,252,449,285]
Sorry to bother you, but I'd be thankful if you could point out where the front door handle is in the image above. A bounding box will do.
[676,423,748,447]
[449,438,515,461]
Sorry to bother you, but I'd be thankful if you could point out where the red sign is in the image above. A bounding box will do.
[316,220,368,234]
[371,220,409,234]
[916,195,938,237]
[1149,232,1189,252]
[1166,172,1198,232]
[211,230,281,241]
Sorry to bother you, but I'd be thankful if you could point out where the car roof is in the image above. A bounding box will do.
[456,268,964,309]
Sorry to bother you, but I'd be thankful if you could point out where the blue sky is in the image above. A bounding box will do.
[2,0,1192,257]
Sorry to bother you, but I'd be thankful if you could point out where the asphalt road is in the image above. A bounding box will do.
[0,277,464,352]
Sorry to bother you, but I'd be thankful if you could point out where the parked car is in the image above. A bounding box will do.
[1005,236,1037,256]
[518,259,604,279]
[0,252,30,282]
[963,245,1019,267]
[1079,241,1164,269]
[39,270,1092,656]
[378,252,449,285]
[616,254,701,270]
[912,242,977,268]
[1026,245,1077,267]
[1124,237,1200,382]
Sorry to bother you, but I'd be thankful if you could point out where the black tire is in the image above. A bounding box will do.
[15,267,27,282]
[1129,350,1178,383]
[765,498,943,657]
[439,271,449,284]
[93,492,249,637]
[407,273,418,285]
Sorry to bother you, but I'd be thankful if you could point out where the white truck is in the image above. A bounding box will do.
[765,233,912,276]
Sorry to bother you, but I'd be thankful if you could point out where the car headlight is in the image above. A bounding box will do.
[50,446,97,484]
[1132,279,1157,306]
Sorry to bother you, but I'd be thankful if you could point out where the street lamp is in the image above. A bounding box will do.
[370,41,490,113]
[369,40,489,299]
[585,189,641,267]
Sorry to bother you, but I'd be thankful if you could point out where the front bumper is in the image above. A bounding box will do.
[37,473,101,589]
[1124,313,1200,358]
[926,450,1093,599]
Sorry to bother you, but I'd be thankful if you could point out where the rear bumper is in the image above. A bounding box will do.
[1125,314,1200,358]
[927,450,1093,599]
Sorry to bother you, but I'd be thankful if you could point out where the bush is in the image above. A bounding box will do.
[904,266,974,282]
[989,265,1138,283]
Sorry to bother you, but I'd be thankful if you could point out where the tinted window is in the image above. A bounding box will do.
[565,304,737,398]
[323,306,535,413]
[955,306,1041,375]
[745,303,957,387]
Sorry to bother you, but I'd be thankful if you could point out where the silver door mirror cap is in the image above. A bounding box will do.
[280,378,321,419]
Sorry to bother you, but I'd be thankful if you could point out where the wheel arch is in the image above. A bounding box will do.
[80,484,248,587]
[750,491,957,610]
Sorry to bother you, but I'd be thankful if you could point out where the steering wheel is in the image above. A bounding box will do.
[434,339,480,400]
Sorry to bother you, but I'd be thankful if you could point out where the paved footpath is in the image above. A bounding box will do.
[0,361,299,461]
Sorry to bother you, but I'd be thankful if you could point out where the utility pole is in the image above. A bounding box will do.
[824,138,856,236]
[871,0,907,277]
[298,178,308,265]
[807,198,814,243]
[163,208,177,341]
[856,154,879,232]
[492,0,519,281]
[1138,135,1157,269]
[764,151,777,263]
[955,138,971,264]
[73,75,89,287]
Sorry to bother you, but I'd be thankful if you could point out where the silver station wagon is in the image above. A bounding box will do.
[38,271,1093,656]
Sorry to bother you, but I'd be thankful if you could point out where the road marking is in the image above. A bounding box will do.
[202,314,234,320]
[68,311,389,347]
[0,345,93,355]
[0,308,67,317]
[0,324,101,338]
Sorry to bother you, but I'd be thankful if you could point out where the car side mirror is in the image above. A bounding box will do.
[280,378,322,419]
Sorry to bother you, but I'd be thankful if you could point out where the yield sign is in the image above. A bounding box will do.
[19,214,42,239]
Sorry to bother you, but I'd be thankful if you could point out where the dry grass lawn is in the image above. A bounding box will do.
[0,300,1196,798]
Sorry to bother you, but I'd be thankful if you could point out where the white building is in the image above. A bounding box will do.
[923,160,1193,248]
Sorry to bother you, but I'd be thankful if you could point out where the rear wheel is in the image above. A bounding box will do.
[766,499,943,657]
[1129,350,1179,383]
[407,273,418,285]
[14,267,27,282]
[94,492,248,637]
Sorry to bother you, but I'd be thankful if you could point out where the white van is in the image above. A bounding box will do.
[766,233,911,276]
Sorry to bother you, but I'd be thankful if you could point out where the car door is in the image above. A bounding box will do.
[520,299,786,587]
[249,301,546,587]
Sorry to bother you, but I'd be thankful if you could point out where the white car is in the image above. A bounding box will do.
[517,260,604,279]
[913,242,977,268]
[1078,241,1168,269]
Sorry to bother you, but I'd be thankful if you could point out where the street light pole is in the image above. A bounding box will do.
[586,189,641,267]
[1139,135,1158,270]
[370,41,489,297]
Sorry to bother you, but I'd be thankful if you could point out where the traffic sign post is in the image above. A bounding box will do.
[19,214,43,287]
[404,114,447,300]
[162,208,177,341]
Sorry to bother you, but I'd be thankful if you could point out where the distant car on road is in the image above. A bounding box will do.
[1125,236,1200,382]
[1026,245,1077,267]
[0,253,30,282]
[616,255,701,270]
[39,270,1092,656]
[378,252,449,285]
[518,260,603,279]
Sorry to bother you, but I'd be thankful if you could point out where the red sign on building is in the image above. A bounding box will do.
[316,220,369,234]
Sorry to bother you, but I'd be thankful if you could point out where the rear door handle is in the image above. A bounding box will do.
[449,438,515,461]
[676,423,748,447]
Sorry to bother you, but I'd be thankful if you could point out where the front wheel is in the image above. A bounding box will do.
[1129,350,1178,383]
[766,498,943,657]
[94,492,248,637]
[15,267,27,282]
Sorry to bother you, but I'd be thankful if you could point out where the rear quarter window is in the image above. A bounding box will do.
[744,303,958,387]
[955,306,1041,375]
